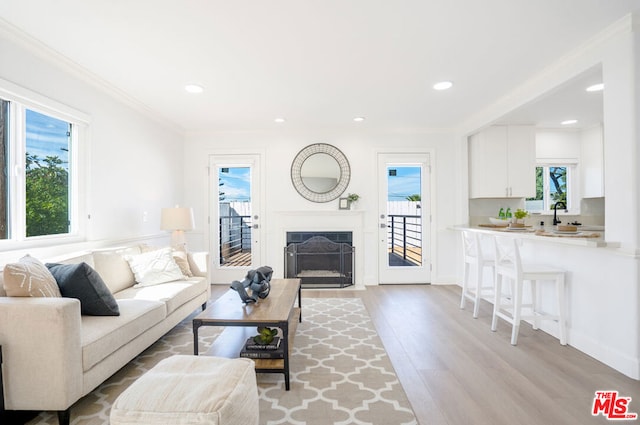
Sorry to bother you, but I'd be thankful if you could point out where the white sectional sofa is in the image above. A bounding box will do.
[0,245,211,424]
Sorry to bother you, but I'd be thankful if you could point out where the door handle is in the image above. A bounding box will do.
[253,224,259,229]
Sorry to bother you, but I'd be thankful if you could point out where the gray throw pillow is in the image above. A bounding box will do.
[46,262,120,316]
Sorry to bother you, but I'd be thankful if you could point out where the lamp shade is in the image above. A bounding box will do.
[160,207,195,231]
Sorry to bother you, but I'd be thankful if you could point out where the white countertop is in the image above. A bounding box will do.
[452,225,612,248]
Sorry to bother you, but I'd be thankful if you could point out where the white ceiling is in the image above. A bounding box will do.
[494,65,604,129]
[0,1,638,133]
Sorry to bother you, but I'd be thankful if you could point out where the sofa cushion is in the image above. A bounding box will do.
[172,250,193,277]
[3,255,62,298]
[81,299,166,372]
[124,247,184,287]
[114,276,208,316]
[46,262,120,316]
[139,244,194,278]
[93,247,141,294]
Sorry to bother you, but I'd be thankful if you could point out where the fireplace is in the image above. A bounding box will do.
[284,231,354,288]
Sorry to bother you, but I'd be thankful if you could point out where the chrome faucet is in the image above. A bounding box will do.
[553,201,567,225]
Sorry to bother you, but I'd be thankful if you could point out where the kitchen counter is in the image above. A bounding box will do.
[452,225,613,248]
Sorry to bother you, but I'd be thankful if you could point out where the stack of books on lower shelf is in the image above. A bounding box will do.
[239,337,284,359]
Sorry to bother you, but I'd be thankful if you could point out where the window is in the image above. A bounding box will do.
[25,109,72,237]
[0,79,87,245]
[525,165,574,212]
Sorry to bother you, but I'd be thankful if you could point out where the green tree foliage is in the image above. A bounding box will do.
[535,167,543,200]
[549,166,567,206]
[526,167,544,202]
[25,153,68,236]
[406,194,421,201]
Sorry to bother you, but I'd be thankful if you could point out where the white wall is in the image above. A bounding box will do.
[0,26,184,258]
[581,124,605,198]
[183,129,459,286]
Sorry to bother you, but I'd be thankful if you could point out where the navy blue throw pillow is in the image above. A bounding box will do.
[46,262,120,316]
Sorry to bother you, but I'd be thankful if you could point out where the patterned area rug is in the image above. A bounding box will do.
[27,298,417,425]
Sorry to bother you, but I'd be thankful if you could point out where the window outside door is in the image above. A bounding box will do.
[378,153,431,284]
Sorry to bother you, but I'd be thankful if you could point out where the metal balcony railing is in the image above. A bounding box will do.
[387,214,422,266]
[219,214,252,266]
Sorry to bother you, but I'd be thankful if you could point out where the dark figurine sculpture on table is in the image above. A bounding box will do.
[230,266,273,304]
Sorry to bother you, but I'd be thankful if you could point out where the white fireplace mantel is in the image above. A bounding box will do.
[272,210,364,228]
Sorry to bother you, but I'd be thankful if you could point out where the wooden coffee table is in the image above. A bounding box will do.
[192,278,301,390]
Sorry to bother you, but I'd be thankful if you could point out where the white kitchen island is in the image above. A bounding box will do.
[452,225,639,380]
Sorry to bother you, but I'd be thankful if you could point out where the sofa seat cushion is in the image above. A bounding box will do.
[82,299,166,372]
[114,277,208,316]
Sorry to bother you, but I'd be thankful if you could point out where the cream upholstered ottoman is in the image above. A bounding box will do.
[110,355,259,425]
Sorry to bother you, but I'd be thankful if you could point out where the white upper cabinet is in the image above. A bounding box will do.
[469,125,536,198]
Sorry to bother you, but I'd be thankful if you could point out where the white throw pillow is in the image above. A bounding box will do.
[124,247,184,287]
[137,244,193,278]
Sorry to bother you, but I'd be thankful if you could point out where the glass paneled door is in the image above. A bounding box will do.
[378,153,431,284]
[209,154,262,283]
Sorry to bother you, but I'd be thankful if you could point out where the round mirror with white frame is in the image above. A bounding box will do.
[291,143,350,202]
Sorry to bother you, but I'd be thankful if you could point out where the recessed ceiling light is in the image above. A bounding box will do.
[586,83,604,92]
[274,117,286,123]
[184,84,204,94]
[561,119,578,125]
[353,116,365,122]
[433,81,453,90]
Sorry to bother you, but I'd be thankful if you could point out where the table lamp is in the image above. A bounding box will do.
[160,206,195,248]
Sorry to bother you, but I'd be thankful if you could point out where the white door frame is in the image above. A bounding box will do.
[377,151,433,284]
[208,153,263,284]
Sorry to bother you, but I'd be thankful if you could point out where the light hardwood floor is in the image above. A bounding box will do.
[227,284,640,425]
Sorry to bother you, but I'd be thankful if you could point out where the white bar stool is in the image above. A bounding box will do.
[460,230,495,318]
[491,234,567,345]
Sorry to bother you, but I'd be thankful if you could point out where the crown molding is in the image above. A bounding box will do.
[0,17,184,136]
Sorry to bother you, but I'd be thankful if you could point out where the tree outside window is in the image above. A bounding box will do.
[548,166,567,207]
[25,153,69,236]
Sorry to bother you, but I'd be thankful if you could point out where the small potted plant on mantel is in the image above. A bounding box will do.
[346,193,360,209]
[510,208,529,228]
